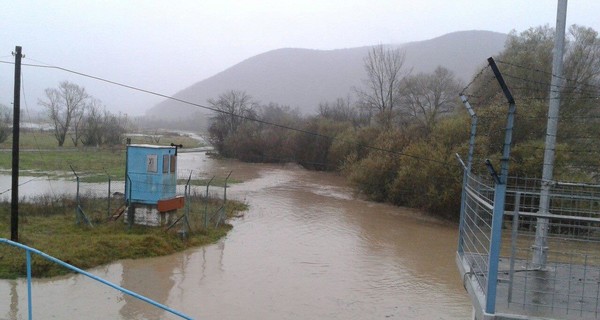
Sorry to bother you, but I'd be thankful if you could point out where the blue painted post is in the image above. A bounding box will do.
[486,182,507,313]
[27,250,32,320]
[485,57,516,314]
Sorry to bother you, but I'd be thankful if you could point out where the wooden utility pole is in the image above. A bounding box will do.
[11,46,22,242]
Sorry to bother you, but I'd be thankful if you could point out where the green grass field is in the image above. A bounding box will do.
[0,130,205,181]
[0,130,205,150]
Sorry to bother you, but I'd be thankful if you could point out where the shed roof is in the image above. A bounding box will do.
[128,144,176,149]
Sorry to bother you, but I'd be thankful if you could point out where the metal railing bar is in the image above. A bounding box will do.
[506,189,600,203]
[555,181,600,188]
[465,187,494,211]
[503,210,600,223]
[0,238,193,320]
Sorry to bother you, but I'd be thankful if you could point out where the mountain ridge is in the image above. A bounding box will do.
[147,30,507,118]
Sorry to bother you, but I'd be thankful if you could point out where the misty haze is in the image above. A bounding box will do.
[2,1,600,320]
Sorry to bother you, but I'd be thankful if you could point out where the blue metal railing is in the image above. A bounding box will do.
[0,238,193,320]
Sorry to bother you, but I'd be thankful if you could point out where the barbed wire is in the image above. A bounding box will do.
[459,58,600,181]
[460,64,491,95]
[496,59,600,92]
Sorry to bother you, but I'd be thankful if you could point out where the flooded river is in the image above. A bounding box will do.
[0,152,471,319]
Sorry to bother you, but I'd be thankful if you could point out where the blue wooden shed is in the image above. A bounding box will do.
[124,144,183,226]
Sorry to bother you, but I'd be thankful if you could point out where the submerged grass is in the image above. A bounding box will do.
[0,195,246,279]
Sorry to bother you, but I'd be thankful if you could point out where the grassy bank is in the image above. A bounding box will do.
[0,131,205,181]
[0,195,247,279]
[0,130,205,150]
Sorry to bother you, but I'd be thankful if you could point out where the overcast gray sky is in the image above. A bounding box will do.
[2,0,599,116]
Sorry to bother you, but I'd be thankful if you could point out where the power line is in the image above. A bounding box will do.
[0,177,43,196]
[0,59,453,167]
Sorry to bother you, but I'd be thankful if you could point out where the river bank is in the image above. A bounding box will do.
[0,196,247,279]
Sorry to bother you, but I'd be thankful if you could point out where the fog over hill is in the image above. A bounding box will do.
[147,30,507,118]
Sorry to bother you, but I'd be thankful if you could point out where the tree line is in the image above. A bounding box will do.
[207,25,600,221]
[38,81,128,147]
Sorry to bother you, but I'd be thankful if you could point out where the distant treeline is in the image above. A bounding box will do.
[207,25,600,221]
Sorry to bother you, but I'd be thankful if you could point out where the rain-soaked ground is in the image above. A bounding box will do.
[0,152,472,319]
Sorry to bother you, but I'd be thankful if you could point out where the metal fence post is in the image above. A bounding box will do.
[205,176,215,229]
[70,165,92,227]
[458,95,477,254]
[126,174,134,229]
[105,169,111,218]
[75,174,81,224]
[485,57,517,315]
[220,171,232,226]
[184,171,192,235]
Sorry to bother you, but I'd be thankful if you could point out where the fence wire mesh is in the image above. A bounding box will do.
[75,176,122,224]
[460,173,600,319]
[458,51,600,319]
[73,170,232,232]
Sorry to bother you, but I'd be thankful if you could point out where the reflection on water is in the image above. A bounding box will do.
[8,281,18,319]
[117,256,180,319]
[0,152,471,319]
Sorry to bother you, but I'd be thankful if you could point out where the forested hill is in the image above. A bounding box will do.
[147,30,507,118]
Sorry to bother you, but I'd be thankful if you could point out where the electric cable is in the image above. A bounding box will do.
[0,59,453,167]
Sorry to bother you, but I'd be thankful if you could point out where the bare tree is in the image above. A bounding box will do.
[208,90,258,133]
[81,101,128,147]
[69,98,91,146]
[355,45,408,124]
[318,96,369,127]
[398,66,462,133]
[102,110,128,146]
[207,90,258,154]
[38,81,90,146]
[81,99,104,146]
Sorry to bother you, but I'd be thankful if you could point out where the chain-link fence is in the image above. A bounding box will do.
[73,169,235,233]
[459,174,600,319]
[71,168,122,226]
[457,54,600,319]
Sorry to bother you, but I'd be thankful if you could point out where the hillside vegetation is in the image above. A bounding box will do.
[205,25,600,221]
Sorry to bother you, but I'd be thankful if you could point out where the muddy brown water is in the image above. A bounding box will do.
[0,152,472,319]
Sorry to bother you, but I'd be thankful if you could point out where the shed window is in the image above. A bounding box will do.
[163,155,169,173]
[147,154,158,173]
[170,155,176,173]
